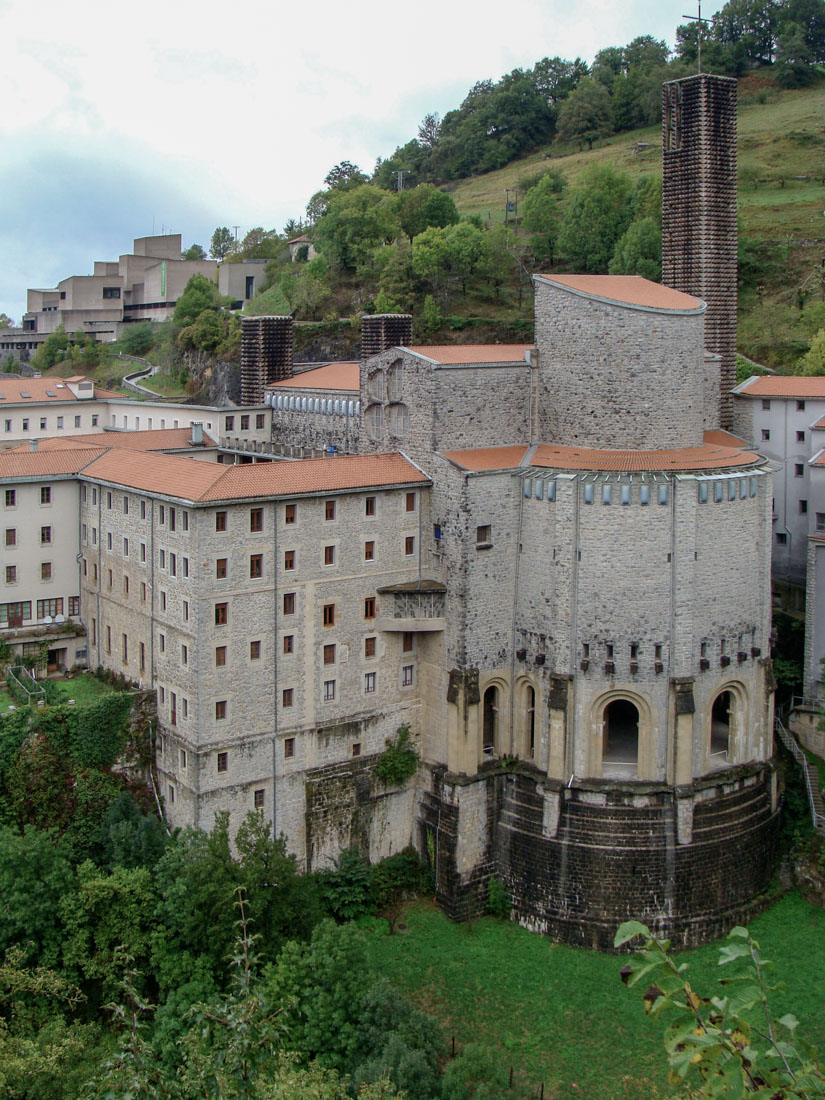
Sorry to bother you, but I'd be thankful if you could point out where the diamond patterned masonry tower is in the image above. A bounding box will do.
[240,315,294,405]
[360,314,413,360]
[662,73,738,429]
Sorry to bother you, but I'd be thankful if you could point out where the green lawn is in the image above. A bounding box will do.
[366,892,825,1099]
[0,672,114,714]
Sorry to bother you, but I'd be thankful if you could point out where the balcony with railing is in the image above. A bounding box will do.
[376,579,446,633]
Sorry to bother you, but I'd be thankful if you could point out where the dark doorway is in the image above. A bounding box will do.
[602,699,639,777]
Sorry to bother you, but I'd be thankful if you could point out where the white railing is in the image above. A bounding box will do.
[775,714,825,832]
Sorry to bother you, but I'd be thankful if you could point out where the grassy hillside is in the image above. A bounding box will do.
[447,77,825,371]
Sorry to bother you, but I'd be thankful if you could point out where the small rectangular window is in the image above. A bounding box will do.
[225,415,235,431]
[284,593,295,615]
[160,590,166,610]
[698,482,708,503]
[215,511,227,532]
[364,672,376,693]
[240,414,250,431]
[405,536,415,556]
[181,644,188,666]
[761,429,770,441]
[284,737,295,757]
[5,565,15,583]
[282,687,294,707]
[352,743,361,757]
[365,636,377,657]
[159,504,164,524]
[817,513,825,532]
[250,508,263,532]
[256,413,265,429]
[324,643,336,665]
[217,751,228,772]
[602,484,612,505]
[250,640,261,660]
[402,632,414,652]
[658,485,669,506]
[364,541,375,561]
[325,499,335,521]
[250,554,263,578]
[283,634,294,653]
[620,485,630,505]
[402,664,414,686]
[215,602,228,625]
[40,526,51,544]
[123,538,129,557]
[365,496,376,516]
[797,430,806,443]
[40,486,51,504]
[800,499,808,514]
[324,545,335,565]
[761,399,771,410]
[776,532,788,544]
[284,549,295,570]
[323,603,335,626]
[583,483,594,505]
[216,700,227,720]
[285,503,296,524]
[254,789,265,809]
[795,463,804,477]
[364,597,376,619]
[4,529,14,546]
[797,400,806,412]
[215,646,226,666]
[476,525,491,546]
[405,492,416,512]
[216,558,228,579]
[324,679,336,701]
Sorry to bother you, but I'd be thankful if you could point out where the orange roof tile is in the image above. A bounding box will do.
[535,274,703,312]
[737,376,825,398]
[406,345,532,365]
[443,442,760,473]
[6,427,217,453]
[443,446,530,471]
[0,377,90,403]
[813,415,825,430]
[198,453,428,501]
[0,447,108,478]
[80,450,428,502]
[271,363,360,391]
[704,428,746,447]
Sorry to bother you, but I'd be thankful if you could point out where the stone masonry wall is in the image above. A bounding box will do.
[533,279,706,450]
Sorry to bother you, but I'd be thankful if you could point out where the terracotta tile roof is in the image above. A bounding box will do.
[444,442,759,473]
[270,363,360,391]
[81,450,428,502]
[529,442,760,471]
[810,451,825,467]
[93,386,129,399]
[704,428,746,447]
[443,445,530,471]
[535,274,703,313]
[6,427,217,452]
[0,377,90,403]
[405,345,533,365]
[736,376,825,398]
[813,415,825,430]
[198,453,429,501]
[0,447,108,478]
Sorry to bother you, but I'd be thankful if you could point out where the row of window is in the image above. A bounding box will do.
[224,413,267,431]
[3,414,98,433]
[761,399,807,412]
[0,597,79,624]
[520,477,761,506]
[272,396,360,416]
[4,523,52,543]
[4,562,57,584]
[167,783,265,810]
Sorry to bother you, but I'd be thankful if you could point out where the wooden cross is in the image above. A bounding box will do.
[683,1,711,73]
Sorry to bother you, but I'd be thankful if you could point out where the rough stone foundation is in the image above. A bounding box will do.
[420,761,780,950]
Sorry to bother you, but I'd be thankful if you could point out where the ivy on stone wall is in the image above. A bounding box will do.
[374,725,419,787]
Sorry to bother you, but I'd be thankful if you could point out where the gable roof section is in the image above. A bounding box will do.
[0,447,107,479]
[735,376,825,399]
[0,377,90,403]
[535,274,704,314]
[270,362,360,391]
[403,345,532,366]
[7,427,217,453]
[80,450,429,503]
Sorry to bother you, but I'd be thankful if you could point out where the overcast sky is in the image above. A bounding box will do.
[0,0,727,322]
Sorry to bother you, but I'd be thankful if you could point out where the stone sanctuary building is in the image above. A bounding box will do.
[1,72,781,949]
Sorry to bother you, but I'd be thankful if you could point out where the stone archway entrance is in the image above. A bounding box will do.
[602,698,639,778]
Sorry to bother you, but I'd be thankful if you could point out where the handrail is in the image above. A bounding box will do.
[775,715,825,832]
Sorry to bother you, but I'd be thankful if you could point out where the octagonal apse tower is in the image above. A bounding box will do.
[417,275,779,949]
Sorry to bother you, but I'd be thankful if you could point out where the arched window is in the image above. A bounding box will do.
[301,397,307,412]
[369,370,385,402]
[710,690,732,765]
[334,399,340,414]
[524,685,536,759]
[602,699,639,778]
[483,686,498,756]
[387,359,403,401]
[390,403,410,438]
[365,404,383,439]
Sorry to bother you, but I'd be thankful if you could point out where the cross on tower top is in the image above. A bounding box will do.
[683,2,711,73]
